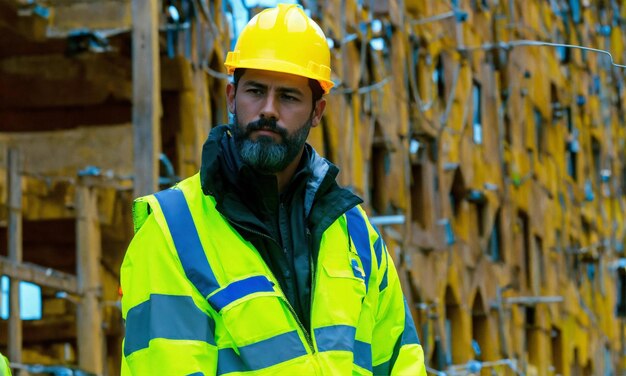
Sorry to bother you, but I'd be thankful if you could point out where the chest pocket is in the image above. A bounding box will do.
[212,274,306,349]
[313,207,374,327]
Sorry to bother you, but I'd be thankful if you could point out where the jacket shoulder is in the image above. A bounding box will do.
[131,174,202,233]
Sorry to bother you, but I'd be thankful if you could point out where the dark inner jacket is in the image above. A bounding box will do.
[199,125,362,332]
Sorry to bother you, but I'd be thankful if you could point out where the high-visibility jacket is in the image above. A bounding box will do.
[121,174,426,375]
[1,354,11,376]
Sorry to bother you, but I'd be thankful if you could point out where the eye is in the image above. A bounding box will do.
[246,88,264,95]
[281,94,300,102]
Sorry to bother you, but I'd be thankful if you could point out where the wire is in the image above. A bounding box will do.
[203,66,232,80]
[409,11,456,26]
[332,77,391,95]
[459,40,626,70]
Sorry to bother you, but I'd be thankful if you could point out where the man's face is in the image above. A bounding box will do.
[227,69,326,174]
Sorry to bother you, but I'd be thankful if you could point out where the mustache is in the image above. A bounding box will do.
[245,117,288,138]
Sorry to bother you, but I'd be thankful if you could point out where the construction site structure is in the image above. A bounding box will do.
[1,0,626,375]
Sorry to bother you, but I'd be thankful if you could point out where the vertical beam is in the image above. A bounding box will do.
[339,0,352,188]
[496,286,510,359]
[132,0,161,197]
[7,148,22,368]
[76,183,103,374]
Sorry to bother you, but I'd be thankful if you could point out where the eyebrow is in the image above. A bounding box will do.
[243,80,305,97]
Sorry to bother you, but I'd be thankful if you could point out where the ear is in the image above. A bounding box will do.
[310,98,327,127]
[226,83,236,113]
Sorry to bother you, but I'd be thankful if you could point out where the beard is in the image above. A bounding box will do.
[231,113,313,174]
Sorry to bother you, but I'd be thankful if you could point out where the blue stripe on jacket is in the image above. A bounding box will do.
[124,294,216,356]
[345,207,372,292]
[155,189,220,299]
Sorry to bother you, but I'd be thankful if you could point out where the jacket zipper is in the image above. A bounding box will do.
[225,218,316,354]
[306,227,315,323]
[306,227,323,376]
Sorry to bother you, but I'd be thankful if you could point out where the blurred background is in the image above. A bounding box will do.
[1,0,626,375]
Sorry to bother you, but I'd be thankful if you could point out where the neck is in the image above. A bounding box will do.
[276,148,305,194]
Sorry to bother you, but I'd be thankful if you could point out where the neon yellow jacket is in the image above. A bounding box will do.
[1,354,11,376]
[121,174,426,375]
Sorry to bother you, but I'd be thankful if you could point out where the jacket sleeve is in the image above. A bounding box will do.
[121,213,218,375]
[370,232,427,376]
[2,354,11,376]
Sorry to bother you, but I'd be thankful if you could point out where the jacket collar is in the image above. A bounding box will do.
[199,124,362,230]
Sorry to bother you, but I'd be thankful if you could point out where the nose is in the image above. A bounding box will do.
[260,94,278,120]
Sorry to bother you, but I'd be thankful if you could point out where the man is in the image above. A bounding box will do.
[121,4,426,375]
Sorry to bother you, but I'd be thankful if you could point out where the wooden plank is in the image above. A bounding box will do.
[132,0,161,197]
[0,313,122,345]
[160,56,193,91]
[0,54,132,109]
[75,183,103,374]
[7,147,22,365]
[0,317,76,345]
[0,0,48,41]
[192,69,210,172]
[0,103,131,131]
[0,124,133,177]
[0,256,78,294]
[48,0,131,33]
[0,35,66,58]
[176,69,210,179]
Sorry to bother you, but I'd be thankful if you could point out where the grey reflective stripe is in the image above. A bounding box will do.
[315,326,373,372]
[217,331,308,374]
[217,348,246,375]
[239,331,307,369]
[124,294,216,356]
[314,325,356,352]
[386,299,422,372]
[354,340,372,371]
[401,298,420,345]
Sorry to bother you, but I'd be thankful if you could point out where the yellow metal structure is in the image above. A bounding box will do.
[1,0,626,375]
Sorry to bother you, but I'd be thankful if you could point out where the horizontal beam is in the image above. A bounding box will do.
[505,296,564,306]
[0,311,123,346]
[0,102,131,131]
[0,316,76,345]
[0,0,49,42]
[0,256,78,294]
[370,215,406,226]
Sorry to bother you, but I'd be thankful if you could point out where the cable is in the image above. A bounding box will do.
[410,11,456,26]
[332,76,391,95]
[203,66,232,80]
[459,40,626,70]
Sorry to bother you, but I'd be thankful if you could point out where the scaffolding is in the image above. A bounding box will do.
[1,0,626,374]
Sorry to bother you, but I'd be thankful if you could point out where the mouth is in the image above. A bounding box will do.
[253,127,277,134]
[250,128,281,140]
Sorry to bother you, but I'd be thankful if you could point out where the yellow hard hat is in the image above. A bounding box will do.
[224,3,334,94]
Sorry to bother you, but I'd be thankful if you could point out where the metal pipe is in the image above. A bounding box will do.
[410,11,455,26]
[7,148,23,372]
[458,40,626,70]
[505,296,564,305]
[370,215,406,226]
